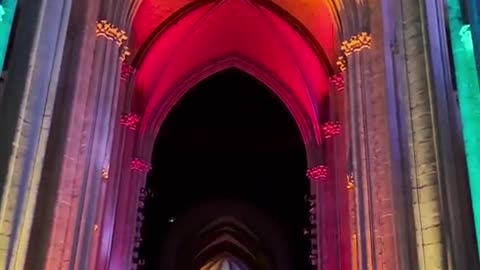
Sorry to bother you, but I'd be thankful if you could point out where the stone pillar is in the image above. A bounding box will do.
[329,79,352,270]
[305,145,328,270]
[95,68,137,270]
[68,0,132,268]
[21,0,102,269]
[389,0,480,268]
[0,0,74,268]
[343,2,400,269]
[400,2,444,267]
[20,0,132,269]
[316,153,339,270]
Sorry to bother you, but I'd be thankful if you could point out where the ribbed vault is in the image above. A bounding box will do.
[131,0,341,57]
[194,217,263,270]
[133,0,335,144]
[200,254,250,270]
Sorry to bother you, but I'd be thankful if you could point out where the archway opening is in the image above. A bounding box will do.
[141,68,310,269]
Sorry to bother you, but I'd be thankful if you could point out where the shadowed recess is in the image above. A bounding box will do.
[141,68,310,270]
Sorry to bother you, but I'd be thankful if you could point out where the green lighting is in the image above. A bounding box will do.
[459,25,474,51]
[446,1,480,257]
[0,5,5,22]
[0,0,17,72]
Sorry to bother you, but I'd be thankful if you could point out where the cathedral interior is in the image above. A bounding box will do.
[0,0,480,269]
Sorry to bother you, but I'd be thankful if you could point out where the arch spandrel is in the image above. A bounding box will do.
[131,0,196,48]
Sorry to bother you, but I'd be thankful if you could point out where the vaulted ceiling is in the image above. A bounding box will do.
[132,0,341,54]
[200,255,250,270]
[130,0,341,142]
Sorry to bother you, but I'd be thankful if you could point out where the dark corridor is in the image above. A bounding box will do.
[140,69,311,270]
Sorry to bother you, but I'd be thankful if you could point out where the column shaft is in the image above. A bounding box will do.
[0,0,72,268]
[345,2,400,267]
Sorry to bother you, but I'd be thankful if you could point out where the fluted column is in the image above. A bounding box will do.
[0,0,73,269]
[343,1,400,269]
[95,67,137,270]
[329,74,353,270]
[393,0,480,268]
[69,0,132,268]
[399,1,444,265]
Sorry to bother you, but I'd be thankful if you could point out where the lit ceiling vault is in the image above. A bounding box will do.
[200,255,250,270]
[194,217,262,270]
[130,0,341,145]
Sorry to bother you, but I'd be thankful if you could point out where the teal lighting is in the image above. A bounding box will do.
[460,24,474,51]
[446,1,480,256]
[0,5,5,22]
[0,0,17,72]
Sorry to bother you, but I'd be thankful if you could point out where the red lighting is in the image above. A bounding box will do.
[322,121,341,139]
[133,0,335,137]
[120,113,141,130]
[331,73,344,92]
[306,165,328,181]
[121,63,134,80]
[130,158,151,173]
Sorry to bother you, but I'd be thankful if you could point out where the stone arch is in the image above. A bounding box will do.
[154,200,292,270]
[136,57,324,167]
[104,0,343,268]
[130,0,335,166]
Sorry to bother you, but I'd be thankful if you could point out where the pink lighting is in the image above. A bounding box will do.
[306,165,328,181]
[120,112,141,130]
[331,73,345,92]
[132,0,335,140]
[130,158,151,173]
[121,63,134,80]
[132,187,149,268]
[306,194,318,267]
[322,121,341,139]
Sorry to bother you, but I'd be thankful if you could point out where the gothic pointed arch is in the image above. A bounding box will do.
[132,0,334,160]
[156,201,292,270]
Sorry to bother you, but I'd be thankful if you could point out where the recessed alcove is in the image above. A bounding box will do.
[141,68,311,270]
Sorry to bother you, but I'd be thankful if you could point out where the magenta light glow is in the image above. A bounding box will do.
[306,165,328,181]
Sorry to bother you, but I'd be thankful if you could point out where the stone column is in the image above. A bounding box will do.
[391,0,480,268]
[68,0,132,268]
[318,148,340,270]
[21,0,102,269]
[343,2,400,269]
[400,2,444,266]
[0,0,74,268]
[95,67,137,270]
[20,0,132,268]
[305,144,328,270]
[329,79,352,270]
